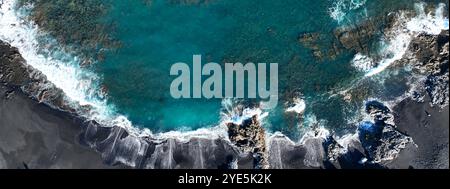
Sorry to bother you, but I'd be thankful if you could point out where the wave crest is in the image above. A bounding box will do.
[328,0,367,24]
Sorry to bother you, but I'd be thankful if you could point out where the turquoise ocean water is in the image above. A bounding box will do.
[7,0,449,139]
[99,0,356,134]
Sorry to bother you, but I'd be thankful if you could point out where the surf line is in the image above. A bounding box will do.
[170,55,279,109]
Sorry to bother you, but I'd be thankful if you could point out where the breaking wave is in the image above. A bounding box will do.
[0,0,234,140]
[285,97,306,114]
[1,0,448,154]
[328,0,367,24]
[352,2,449,77]
[0,1,114,120]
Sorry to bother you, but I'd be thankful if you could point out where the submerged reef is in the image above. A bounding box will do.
[299,12,397,62]
[1,1,448,168]
[17,0,121,62]
[0,38,440,168]
[15,0,217,63]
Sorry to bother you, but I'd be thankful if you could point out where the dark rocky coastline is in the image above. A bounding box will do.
[408,30,449,108]
[227,115,269,169]
[1,9,449,168]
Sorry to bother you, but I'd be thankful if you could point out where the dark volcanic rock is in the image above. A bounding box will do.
[333,13,400,55]
[408,30,449,108]
[0,40,70,112]
[1,14,448,169]
[319,100,415,168]
[227,115,269,169]
[299,14,397,62]
[365,100,394,125]
[0,41,30,86]
[358,101,415,164]
[2,39,242,169]
[298,32,332,61]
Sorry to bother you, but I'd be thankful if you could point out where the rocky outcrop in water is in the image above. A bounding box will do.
[333,20,378,55]
[298,32,340,61]
[227,115,268,169]
[1,31,447,168]
[1,3,448,168]
[0,38,438,169]
[315,100,415,168]
[299,14,397,61]
[17,0,120,63]
[266,100,416,169]
[2,39,243,169]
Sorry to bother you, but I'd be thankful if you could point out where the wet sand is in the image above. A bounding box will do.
[1,38,448,169]
[3,81,447,169]
[0,85,116,168]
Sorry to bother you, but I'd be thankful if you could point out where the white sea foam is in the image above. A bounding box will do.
[298,114,330,143]
[285,97,306,114]
[358,3,449,77]
[153,98,271,143]
[407,3,449,35]
[2,0,447,152]
[0,0,232,141]
[220,98,269,126]
[266,114,357,156]
[351,53,375,72]
[336,133,359,148]
[269,2,449,160]
[334,3,448,113]
[328,0,367,24]
[299,126,331,143]
[0,0,113,121]
[265,116,361,156]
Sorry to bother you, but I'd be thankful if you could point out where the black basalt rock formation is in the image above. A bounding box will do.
[227,115,269,169]
[408,30,449,108]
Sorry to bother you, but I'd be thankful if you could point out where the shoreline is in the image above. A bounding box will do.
[0,1,448,169]
[0,85,115,168]
[2,76,447,168]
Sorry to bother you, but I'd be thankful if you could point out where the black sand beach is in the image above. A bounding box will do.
[0,85,114,168]
[2,80,447,169]
[1,25,449,169]
[0,40,116,168]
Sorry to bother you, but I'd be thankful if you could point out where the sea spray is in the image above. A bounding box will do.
[0,0,234,142]
[352,2,449,77]
[328,0,368,24]
[285,97,306,114]
[0,1,113,121]
[327,2,449,125]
